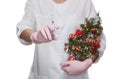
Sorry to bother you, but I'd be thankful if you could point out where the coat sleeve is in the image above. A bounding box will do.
[85,0,106,63]
[16,0,36,45]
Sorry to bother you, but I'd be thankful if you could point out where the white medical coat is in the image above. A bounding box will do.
[16,0,106,79]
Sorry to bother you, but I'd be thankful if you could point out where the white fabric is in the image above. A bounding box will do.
[50,0,73,13]
[16,0,106,79]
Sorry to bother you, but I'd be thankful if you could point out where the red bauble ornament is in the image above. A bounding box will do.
[87,38,93,43]
[68,56,76,61]
[91,28,97,34]
[93,43,100,48]
[69,34,75,38]
[95,37,101,43]
[75,29,82,36]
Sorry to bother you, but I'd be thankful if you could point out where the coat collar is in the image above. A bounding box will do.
[37,0,80,16]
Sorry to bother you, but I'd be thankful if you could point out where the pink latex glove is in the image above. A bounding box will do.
[30,25,59,44]
[60,59,92,75]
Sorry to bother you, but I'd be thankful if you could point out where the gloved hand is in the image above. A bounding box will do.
[60,58,92,75]
[30,25,59,44]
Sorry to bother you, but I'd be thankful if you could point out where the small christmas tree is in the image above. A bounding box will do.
[64,13,103,61]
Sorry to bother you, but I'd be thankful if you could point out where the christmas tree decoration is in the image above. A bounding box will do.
[64,13,103,61]
[93,43,100,48]
[95,37,101,43]
[68,56,76,61]
[91,28,97,34]
[69,34,75,38]
[87,38,93,43]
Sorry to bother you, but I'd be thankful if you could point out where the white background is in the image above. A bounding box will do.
[0,0,120,79]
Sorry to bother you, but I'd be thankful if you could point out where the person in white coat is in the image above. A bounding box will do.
[16,0,106,79]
